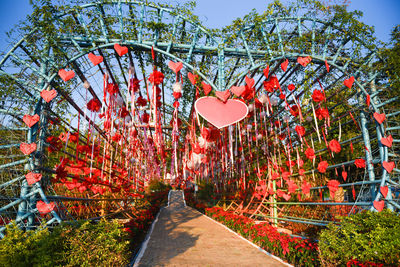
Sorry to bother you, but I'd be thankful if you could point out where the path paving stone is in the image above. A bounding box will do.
[135,190,287,267]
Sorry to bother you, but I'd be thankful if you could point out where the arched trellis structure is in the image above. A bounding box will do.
[0,0,398,238]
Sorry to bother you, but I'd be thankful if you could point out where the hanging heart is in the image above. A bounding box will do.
[382,161,395,173]
[281,59,289,72]
[263,65,269,78]
[215,90,231,103]
[23,114,40,128]
[366,94,370,107]
[36,200,55,214]
[25,172,43,185]
[297,56,312,67]
[325,60,330,72]
[114,43,128,56]
[373,200,384,212]
[88,52,103,66]
[58,69,75,82]
[201,82,212,96]
[342,171,348,181]
[230,86,246,97]
[282,193,291,201]
[373,112,386,124]
[40,89,57,103]
[380,186,388,198]
[188,72,198,85]
[195,97,248,129]
[343,76,354,89]
[245,76,255,88]
[20,143,37,155]
[380,135,393,148]
[168,61,183,73]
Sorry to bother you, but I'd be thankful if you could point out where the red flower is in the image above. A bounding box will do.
[288,84,295,91]
[87,98,102,112]
[354,158,366,168]
[263,76,280,92]
[295,125,305,137]
[318,161,328,173]
[106,83,119,95]
[311,89,325,102]
[305,147,315,160]
[301,181,311,195]
[315,107,329,120]
[290,105,299,117]
[129,78,140,92]
[329,139,341,153]
[287,180,298,193]
[148,70,164,85]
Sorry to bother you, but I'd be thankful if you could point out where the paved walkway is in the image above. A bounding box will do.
[134,190,287,267]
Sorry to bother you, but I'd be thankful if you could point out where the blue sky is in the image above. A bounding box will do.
[0,0,398,53]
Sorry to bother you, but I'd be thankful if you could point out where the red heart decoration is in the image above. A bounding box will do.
[245,76,255,88]
[325,60,330,72]
[263,65,269,78]
[195,97,248,129]
[25,172,42,185]
[188,72,198,85]
[40,89,57,103]
[230,86,246,97]
[23,114,40,128]
[281,59,289,72]
[366,94,370,107]
[380,186,388,198]
[297,56,311,67]
[215,90,231,103]
[342,171,348,181]
[381,135,393,148]
[20,143,37,155]
[201,82,212,96]
[343,76,354,89]
[114,43,128,56]
[168,61,183,73]
[373,200,384,212]
[58,69,75,82]
[383,161,395,173]
[88,52,103,66]
[36,200,55,214]
[283,193,291,201]
[373,112,386,124]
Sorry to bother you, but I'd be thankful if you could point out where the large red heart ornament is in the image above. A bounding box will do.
[195,97,248,129]
[373,200,384,212]
[23,114,40,128]
[297,56,312,67]
[380,135,393,148]
[373,112,386,124]
[230,86,246,97]
[26,172,42,185]
[36,200,55,214]
[344,76,354,89]
[20,143,37,155]
[58,69,75,81]
[188,72,198,85]
[383,161,395,173]
[40,89,57,103]
[168,61,183,73]
[380,186,388,198]
[88,52,103,65]
[114,44,128,56]
[201,82,212,96]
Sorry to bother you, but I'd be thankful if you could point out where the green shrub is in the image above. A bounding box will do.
[0,219,131,267]
[148,179,171,192]
[197,182,215,204]
[319,209,400,266]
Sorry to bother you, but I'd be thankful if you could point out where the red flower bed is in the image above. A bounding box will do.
[205,207,319,266]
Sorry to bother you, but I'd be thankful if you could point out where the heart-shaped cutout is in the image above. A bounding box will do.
[381,135,393,148]
[344,76,354,89]
[188,72,198,85]
[373,200,384,212]
[88,52,103,66]
[195,97,248,129]
[168,61,183,73]
[20,143,37,155]
[297,56,312,67]
[245,76,255,88]
[373,112,386,124]
[283,193,291,201]
[36,200,55,214]
[23,114,40,128]
[201,82,212,96]
[230,86,246,97]
[26,172,42,185]
[40,89,57,103]
[380,186,388,198]
[281,59,289,72]
[58,69,75,82]
[342,171,348,181]
[383,161,395,173]
[114,43,128,56]
[215,90,231,103]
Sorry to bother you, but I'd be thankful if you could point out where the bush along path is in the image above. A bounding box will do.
[184,189,399,267]
[0,188,169,266]
[134,190,287,266]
